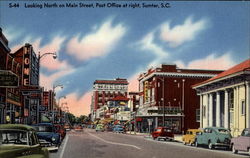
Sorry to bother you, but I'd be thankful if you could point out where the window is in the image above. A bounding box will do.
[241,100,245,115]
[196,109,200,122]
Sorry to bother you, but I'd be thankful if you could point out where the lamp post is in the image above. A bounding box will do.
[60,102,67,124]
[55,96,66,124]
[37,52,57,123]
[52,84,63,123]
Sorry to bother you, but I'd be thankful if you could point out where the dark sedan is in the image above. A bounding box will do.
[32,123,61,151]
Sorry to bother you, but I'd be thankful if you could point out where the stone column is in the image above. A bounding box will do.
[224,89,229,128]
[209,93,213,127]
[216,91,221,127]
[206,94,209,127]
[200,95,203,128]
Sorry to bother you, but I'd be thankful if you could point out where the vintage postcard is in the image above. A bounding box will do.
[0,0,249,158]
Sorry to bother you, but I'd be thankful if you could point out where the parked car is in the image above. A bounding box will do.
[231,128,250,155]
[54,124,66,139]
[195,127,231,150]
[182,129,202,146]
[0,124,49,158]
[151,127,174,141]
[96,124,104,132]
[32,123,61,151]
[64,124,71,131]
[113,125,125,133]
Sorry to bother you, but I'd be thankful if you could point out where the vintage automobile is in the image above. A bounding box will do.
[32,123,61,151]
[64,124,71,131]
[74,125,83,132]
[151,127,174,141]
[54,124,66,140]
[113,125,125,133]
[195,127,231,149]
[95,124,104,132]
[231,128,250,155]
[0,124,49,158]
[182,129,202,146]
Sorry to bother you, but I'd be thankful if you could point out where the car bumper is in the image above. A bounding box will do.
[214,143,230,147]
[47,146,59,151]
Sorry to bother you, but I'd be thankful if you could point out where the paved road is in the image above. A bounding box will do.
[50,129,249,158]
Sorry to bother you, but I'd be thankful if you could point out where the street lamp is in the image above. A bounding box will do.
[52,84,63,123]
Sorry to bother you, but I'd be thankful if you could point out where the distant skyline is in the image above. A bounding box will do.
[1,1,249,116]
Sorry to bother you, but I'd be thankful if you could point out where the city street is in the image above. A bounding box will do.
[50,129,249,158]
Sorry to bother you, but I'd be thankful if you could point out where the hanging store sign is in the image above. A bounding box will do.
[0,70,19,87]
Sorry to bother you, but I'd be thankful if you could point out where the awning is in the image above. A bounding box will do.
[100,118,114,124]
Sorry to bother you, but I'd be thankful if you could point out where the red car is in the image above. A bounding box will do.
[151,127,174,141]
[54,124,66,140]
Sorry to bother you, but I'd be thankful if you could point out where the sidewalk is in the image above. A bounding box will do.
[125,131,183,143]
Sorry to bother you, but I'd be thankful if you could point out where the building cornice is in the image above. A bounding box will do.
[139,72,217,83]
[193,70,250,89]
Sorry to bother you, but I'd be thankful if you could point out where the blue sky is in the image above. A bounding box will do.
[1,1,249,116]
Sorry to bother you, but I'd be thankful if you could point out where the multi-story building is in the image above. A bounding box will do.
[91,78,128,120]
[136,64,223,133]
[193,59,250,137]
[12,43,42,124]
[0,28,21,124]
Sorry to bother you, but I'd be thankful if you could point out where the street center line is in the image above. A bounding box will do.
[87,132,141,150]
[59,134,69,158]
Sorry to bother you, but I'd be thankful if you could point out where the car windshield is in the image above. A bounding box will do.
[155,129,161,132]
[33,125,53,132]
[218,129,230,134]
[0,130,28,146]
[241,130,250,137]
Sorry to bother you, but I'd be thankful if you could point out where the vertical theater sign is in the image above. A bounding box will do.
[23,45,31,86]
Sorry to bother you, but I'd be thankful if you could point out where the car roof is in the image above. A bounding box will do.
[32,123,53,126]
[205,127,228,130]
[187,129,202,131]
[0,124,35,131]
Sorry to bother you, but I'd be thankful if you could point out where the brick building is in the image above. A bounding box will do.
[136,64,223,133]
[0,28,21,124]
[91,78,128,120]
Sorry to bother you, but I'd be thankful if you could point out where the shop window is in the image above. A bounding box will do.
[241,100,245,115]
[196,109,200,122]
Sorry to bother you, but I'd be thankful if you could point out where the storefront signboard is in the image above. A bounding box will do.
[0,70,19,87]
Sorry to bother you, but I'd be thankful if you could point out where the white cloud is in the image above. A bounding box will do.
[175,52,236,70]
[66,19,127,61]
[160,17,207,47]
[137,32,169,68]
[40,67,75,90]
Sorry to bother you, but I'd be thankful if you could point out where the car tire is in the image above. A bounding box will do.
[232,144,238,154]
[195,140,199,147]
[208,141,213,150]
